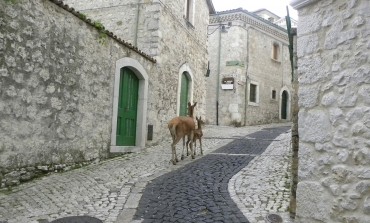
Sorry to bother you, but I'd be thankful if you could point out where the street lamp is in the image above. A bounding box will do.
[207,22,232,35]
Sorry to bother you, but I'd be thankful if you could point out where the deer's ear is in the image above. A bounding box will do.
[194,102,197,107]
[188,102,191,106]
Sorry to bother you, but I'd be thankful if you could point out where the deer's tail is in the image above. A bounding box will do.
[168,122,177,141]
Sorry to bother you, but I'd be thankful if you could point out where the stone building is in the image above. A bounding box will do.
[0,0,213,186]
[63,0,215,150]
[253,8,281,23]
[291,0,370,222]
[254,8,298,29]
[207,8,292,126]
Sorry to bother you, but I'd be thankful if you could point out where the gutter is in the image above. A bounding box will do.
[216,22,222,126]
[244,27,250,126]
[134,1,141,46]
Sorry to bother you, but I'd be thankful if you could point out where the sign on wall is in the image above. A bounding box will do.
[221,77,234,90]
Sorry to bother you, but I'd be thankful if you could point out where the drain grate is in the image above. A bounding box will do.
[265,213,283,223]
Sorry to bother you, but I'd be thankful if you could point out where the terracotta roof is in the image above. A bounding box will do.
[50,0,156,63]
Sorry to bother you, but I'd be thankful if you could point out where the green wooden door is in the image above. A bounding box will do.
[180,72,189,116]
[117,68,139,146]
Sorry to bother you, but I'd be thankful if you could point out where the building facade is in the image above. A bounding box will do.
[207,8,292,126]
[62,0,215,151]
[291,0,370,222]
[0,0,213,186]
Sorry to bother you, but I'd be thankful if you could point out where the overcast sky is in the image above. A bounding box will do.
[211,0,298,20]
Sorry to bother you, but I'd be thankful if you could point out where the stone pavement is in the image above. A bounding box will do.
[0,123,293,223]
[229,128,294,223]
[133,126,290,223]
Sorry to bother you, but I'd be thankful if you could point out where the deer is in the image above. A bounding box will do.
[192,116,205,156]
[168,102,197,165]
[182,102,197,159]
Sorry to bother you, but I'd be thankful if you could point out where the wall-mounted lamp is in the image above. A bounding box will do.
[207,22,232,35]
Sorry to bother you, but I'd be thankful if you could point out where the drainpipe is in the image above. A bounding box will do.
[244,27,250,126]
[216,23,222,126]
[134,1,140,46]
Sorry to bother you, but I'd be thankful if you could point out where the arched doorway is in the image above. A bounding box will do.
[177,63,194,116]
[116,67,139,146]
[281,90,288,119]
[180,72,190,116]
[111,57,149,153]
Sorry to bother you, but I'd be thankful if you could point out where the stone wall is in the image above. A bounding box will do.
[207,10,292,126]
[247,28,292,125]
[63,0,210,141]
[0,0,154,187]
[156,0,209,117]
[292,0,370,222]
[62,0,161,56]
[0,0,211,186]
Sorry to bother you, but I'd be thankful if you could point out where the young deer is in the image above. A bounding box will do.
[193,116,205,156]
[168,102,197,165]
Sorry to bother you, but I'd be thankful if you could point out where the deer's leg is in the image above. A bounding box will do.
[171,136,182,165]
[171,143,177,165]
[186,136,191,157]
[186,136,190,156]
[200,138,203,155]
[181,137,186,160]
[189,131,195,159]
[194,138,197,156]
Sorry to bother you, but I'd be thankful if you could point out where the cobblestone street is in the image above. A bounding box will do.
[0,123,292,223]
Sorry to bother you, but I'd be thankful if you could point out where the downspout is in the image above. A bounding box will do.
[243,27,250,126]
[216,22,222,126]
[134,1,141,46]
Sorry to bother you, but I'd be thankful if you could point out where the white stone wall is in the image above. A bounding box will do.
[62,0,161,56]
[63,0,210,143]
[207,10,292,126]
[0,0,154,184]
[294,0,370,222]
[247,28,292,125]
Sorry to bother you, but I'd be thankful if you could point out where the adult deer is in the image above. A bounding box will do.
[182,102,197,159]
[168,102,197,165]
[193,116,205,156]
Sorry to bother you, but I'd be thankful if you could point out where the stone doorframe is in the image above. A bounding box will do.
[279,86,291,121]
[176,63,194,116]
[111,57,149,153]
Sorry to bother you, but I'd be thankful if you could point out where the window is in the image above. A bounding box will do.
[185,0,194,24]
[272,90,276,99]
[272,43,280,61]
[248,82,259,106]
[250,84,257,103]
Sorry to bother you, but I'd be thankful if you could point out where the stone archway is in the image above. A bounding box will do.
[177,63,194,116]
[111,57,148,153]
[279,87,291,121]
